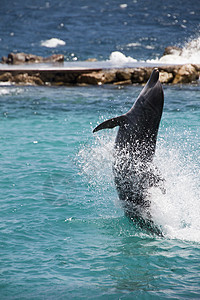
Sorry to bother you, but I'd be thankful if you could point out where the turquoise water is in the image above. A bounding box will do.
[1,0,200,298]
[0,84,199,299]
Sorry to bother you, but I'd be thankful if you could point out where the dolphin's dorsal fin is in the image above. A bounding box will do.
[93,115,127,133]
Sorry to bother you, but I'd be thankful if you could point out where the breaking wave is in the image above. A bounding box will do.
[109,51,137,64]
[148,37,200,64]
[109,37,200,65]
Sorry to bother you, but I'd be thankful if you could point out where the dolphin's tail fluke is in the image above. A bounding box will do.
[93,115,127,133]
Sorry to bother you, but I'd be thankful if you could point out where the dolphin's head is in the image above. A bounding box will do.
[93,68,164,140]
[146,68,160,88]
[127,68,164,131]
[134,68,164,116]
[119,68,164,152]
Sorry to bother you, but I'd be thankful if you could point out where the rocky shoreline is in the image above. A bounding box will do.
[0,63,199,86]
[0,53,199,86]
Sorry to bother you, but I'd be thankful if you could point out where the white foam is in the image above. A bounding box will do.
[41,38,66,48]
[147,37,200,64]
[109,51,137,64]
[0,82,13,87]
[0,88,10,95]
[126,42,142,47]
[0,87,24,96]
[120,4,128,9]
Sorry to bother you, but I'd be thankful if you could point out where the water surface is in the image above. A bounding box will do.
[0,84,199,299]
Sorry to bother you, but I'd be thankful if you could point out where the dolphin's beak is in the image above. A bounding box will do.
[147,68,159,87]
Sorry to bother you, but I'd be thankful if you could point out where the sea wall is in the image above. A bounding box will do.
[0,64,199,86]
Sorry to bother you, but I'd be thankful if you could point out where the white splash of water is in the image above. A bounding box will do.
[109,51,137,64]
[78,132,200,242]
[0,87,24,95]
[148,37,200,64]
[77,131,122,217]
[78,133,115,189]
[0,82,12,87]
[41,38,66,48]
[109,37,200,65]
[151,140,200,242]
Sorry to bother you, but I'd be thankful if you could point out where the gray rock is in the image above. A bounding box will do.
[163,46,182,56]
[1,52,64,64]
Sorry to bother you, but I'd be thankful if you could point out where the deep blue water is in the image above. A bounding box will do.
[0,1,200,299]
[0,0,199,61]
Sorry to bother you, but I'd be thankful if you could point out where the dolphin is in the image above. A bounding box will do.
[93,68,165,235]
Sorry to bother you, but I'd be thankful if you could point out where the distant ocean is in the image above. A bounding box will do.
[0,1,200,299]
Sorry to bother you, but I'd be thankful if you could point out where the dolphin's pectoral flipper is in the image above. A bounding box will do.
[93,115,127,133]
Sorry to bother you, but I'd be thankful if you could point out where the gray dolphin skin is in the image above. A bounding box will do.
[93,68,165,236]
